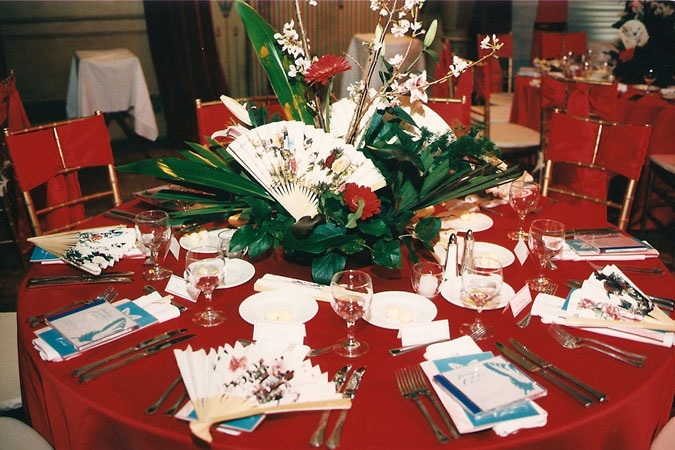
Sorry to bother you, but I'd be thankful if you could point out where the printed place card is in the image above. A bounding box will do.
[508,285,533,318]
[253,322,306,345]
[165,275,199,302]
[514,239,529,265]
[398,319,450,347]
[169,236,180,260]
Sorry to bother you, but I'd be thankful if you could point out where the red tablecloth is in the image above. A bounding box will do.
[510,75,675,228]
[18,200,675,449]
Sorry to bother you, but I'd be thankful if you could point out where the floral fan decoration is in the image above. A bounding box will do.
[118,0,522,284]
[174,341,350,443]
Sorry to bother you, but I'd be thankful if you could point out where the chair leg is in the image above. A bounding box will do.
[640,162,655,234]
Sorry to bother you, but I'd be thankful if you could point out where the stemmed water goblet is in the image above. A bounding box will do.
[508,180,540,240]
[459,256,503,340]
[329,270,373,358]
[134,210,172,281]
[186,246,226,327]
[527,219,565,292]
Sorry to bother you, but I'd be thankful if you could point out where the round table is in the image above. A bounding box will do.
[17,199,675,449]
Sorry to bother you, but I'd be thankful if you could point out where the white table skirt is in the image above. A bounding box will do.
[66,48,158,141]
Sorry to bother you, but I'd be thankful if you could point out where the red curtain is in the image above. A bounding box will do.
[143,1,229,144]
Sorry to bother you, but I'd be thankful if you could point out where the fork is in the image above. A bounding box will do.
[408,366,460,439]
[389,328,486,356]
[587,261,663,275]
[517,282,558,328]
[27,286,117,326]
[550,324,647,361]
[395,368,449,443]
[548,326,645,367]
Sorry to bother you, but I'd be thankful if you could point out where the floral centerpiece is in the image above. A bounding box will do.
[118,0,520,284]
[609,0,675,85]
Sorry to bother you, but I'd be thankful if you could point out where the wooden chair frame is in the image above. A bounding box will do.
[4,111,121,236]
[541,112,649,230]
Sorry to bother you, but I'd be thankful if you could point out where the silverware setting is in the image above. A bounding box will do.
[163,388,188,417]
[548,325,646,367]
[517,282,558,328]
[236,339,332,358]
[496,342,595,407]
[146,375,182,415]
[79,333,196,383]
[587,261,663,275]
[27,274,134,288]
[309,365,351,447]
[565,279,673,310]
[395,367,449,443]
[71,328,189,377]
[27,286,118,327]
[325,367,366,449]
[389,327,485,356]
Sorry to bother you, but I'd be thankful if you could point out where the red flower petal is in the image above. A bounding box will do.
[343,183,381,220]
[305,54,352,86]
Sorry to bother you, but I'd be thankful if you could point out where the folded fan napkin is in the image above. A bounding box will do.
[33,291,180,361]
[531,293,674,347]
[421,336,548,436]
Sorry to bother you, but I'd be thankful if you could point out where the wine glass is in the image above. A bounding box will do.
[330,270,373,358]
[459,256,503,340]
[527,219,565,292]
[508,180,540,240]
[643,68,657,92]
[134,210,172,281]
[186,246,226,327]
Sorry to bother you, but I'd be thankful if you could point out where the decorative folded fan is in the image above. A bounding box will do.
[174,341,350,443]
[226,121,387,221]
[28,226,138,275]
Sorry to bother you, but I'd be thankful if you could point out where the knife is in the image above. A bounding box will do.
[326,367,366,449]
[72,328,189,377]
[27,276,134,288]
[565,227,620,236]
[309,365,352,447]
[509,339,607,402]
[28,272,135,285]
[103,211,134,223]
[78,334,196,383]
[495,342,594,407]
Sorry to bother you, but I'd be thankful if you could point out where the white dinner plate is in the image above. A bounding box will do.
[460,241,515,268]
[365,291,437,330]
[441,213,493,233]
[441,281,515,310]
[183,258,255,289]
[238,290,319,325]
[179,228,229,251]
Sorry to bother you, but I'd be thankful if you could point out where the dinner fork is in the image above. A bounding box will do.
[548,326,645,367]
[27,286,117,326]
[408,366,460,439]
[516,282,558,328]
[550,324,647,361]
[395,368,449,443]
[587,261,663,275]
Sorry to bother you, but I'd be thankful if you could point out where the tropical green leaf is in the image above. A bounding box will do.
[415,216,440,243]
[183,141,229,169]
[312,252,346,285]
[373,238,402,269]
[235,0,314,125]
[359,218,388,237]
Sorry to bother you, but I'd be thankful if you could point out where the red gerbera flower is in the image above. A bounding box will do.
[619,47,635,63]
[305,54,351,86]
[343,183,381,220]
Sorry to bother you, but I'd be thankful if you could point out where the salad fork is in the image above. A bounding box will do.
[408,366,460,439]
[395,368,449,443]
[27,286,117,326]
[548,326,645,367]
[550,325,646,361]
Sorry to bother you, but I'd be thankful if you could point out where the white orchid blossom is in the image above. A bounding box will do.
[480,34,501,51]
[391,19,411,37]
[449,55,469,77]
[388,54,404,66]
[404,70,428,104]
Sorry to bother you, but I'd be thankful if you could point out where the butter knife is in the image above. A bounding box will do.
[496,342,594,407]
[309,365,352,447]
[28,271,135,283]
[27,276,134,288]
[326,367,366,449]
[79,334,196,383]
[509,339,607,402]
[72,328,189,377]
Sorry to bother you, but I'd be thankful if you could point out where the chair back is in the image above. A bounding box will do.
[542,111,651,230]
[4,112,121,236]
[477,33,513,93]
[195,95,283,145]
[427,96,471,133]
[541,31,587,59]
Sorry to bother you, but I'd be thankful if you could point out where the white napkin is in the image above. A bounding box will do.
[33,292,180,361]
[530,292,674,347]
[421,336,548,436]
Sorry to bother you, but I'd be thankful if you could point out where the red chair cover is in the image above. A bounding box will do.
[541,74,565,109]
[588,83,618,121]
[565,32,587,56]
[5,114,114,231]
[541,32,587,59]
[477,33,511,95]
[427,99,471,133]
[432,40,452,98]
[196,99,284,145]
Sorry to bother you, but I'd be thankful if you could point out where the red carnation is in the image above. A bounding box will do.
[343,183,381,220]
[619,47,635,63]
[305,54,351,86]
